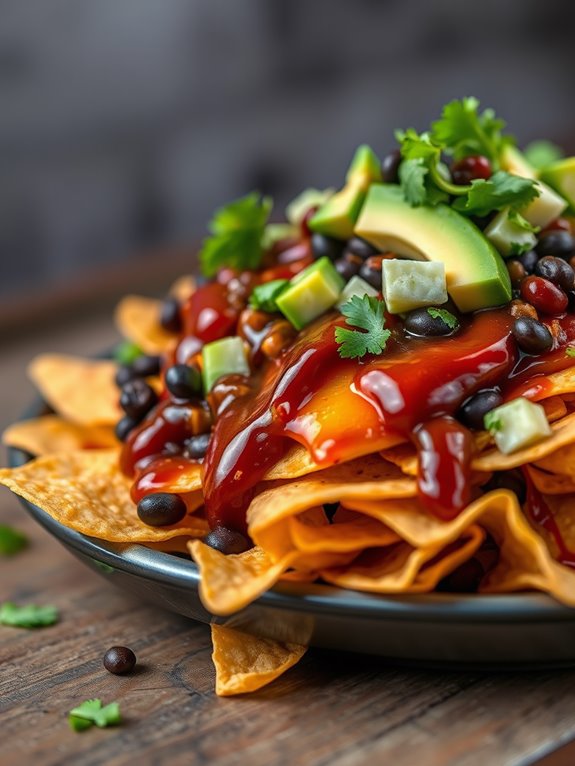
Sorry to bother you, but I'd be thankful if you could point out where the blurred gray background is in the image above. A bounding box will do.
[0,0,573,315]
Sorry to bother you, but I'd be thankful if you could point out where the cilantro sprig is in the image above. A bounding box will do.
[335,295,391,359]
[566,346,575,359]
[0,601,58,628]
[249,279,289,313]
[68,699,121,732]
[451,172,540,217]
[427,308,458,330]
[0,525,27,556]
[114,340,142,366]
[199,193,272,277]
[484,411,503,433]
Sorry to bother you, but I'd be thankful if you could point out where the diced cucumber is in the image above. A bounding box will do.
[202,336,250,393]
[381,259,448,314]
[484,397,551,455]
[484,209,537,257]
[336,275,378,308]
[276,257,345,330]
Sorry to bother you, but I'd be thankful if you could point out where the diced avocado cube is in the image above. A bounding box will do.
[309,145,382,239]
[262,223,298,249]
[381,259,447,314]
[500,145,568,227]
[336,275,378,308]
[285,188,335,226]
[276,257,345,330]
[540,157,575,211]
[202,337,250,393]
[484,397,552,455]
[484,208,537,257]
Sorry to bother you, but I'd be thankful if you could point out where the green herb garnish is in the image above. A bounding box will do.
[68,699,121,732]
[566,347,575,358]
[426,308,458,330]
[114,340,142,366]
[335,295,391,359]
[484,411,503,433]
[524,140,564,170]
[451,172,540,217]
[0,525,27,556]
[249,279,290,313]
[199,192,272,278]
[0,601,58,628]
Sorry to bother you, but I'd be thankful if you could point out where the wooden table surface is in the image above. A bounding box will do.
[3,304,575,766]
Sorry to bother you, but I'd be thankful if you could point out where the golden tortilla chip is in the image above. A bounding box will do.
[3,416,117,455]
[519,366,575,402]
[0,450,205,542]
[169,274,196,302]
[526,466,575,495]
[114,295,177,355]
[211,625,306,696]
[28,355,120,426]
[289,507,399,554]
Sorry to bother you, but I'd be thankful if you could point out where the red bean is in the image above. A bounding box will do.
[520,276,568,315]
[451,155,492,185]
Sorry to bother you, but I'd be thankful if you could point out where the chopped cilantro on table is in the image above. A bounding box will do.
[335,295,391,359]
[0,601,58,628]
[427,308,458,330]
[0,524,28,556]
[68,699,121,732]
[249,279,289,313]
[199,192,273,277]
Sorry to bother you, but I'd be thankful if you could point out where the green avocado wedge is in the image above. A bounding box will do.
[539,158,575,212]
[354,184,512,312]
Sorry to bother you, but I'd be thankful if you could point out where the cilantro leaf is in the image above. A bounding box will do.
[566,346,575,358]
[427,308,459,330]
[114,340,142,366]
[452,171,540,217]
[69,699,121,732]
[505,211,540,255]
[335,295,391,359]
[0,525,27,556]
[484,411,503,433]
[524,140,564,170]
[0,602,58,628]
[249,279,289,313]
[199,193,273,278]
[396,130,452,206]
[430,97,512,165]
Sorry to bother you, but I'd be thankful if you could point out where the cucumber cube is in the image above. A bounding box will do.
[202,336,250,393]
[484,397,552,455]
[381,259,448,314]
[484,209,537,257]
[276,257,345,330]
[336,275,378,308]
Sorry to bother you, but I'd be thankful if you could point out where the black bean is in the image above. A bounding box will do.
[311,233,346,262]
[120,378,158,419]
[459,390,503,431]
[103,646,137,675]
[334,254,362,281]
[160,296,182,333]
[512,317,554,355]
[137,493,187,526]
[381,149,401,184]
[536,231,575,258]
[115,364,137,388]
[165,364,203,400]
[183,433,211,460]
[132,354,161,378]
[115,415,140,442]
[535,256,575,291]
[483,470,527,504]
[346,236,379,260]
[404,307,459,337]
[358,256,384,289]
[519,250,539,274]
[203,526,251,555]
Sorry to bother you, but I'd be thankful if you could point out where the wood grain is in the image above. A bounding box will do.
[2,301,575,766]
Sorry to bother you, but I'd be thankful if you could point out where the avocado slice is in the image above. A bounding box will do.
[500,145,568,227]
[309,145,382,239]
[354,184,512,312]
[539,157,575,212]
[276,257,344,330]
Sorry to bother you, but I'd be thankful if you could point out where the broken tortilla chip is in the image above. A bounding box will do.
[211,624,306,696]
[28,355,120,426]
[114,295,177,355]
[3,415,117,455]
[0,450,206,542]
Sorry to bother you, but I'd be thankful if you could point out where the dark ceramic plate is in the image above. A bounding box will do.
[8,398,575,669]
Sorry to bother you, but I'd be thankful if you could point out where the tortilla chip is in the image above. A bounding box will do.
[135,459,203,495]
[28,355,120,426]
[114,295,177,355]
[211,625,306,696]
[169,275,196,302]
[0,450,206,542]
[519,366,575,402]
[289,507,399,553]
[541,396,568,423]
[3,416,117,455]
[526,466,575,495]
